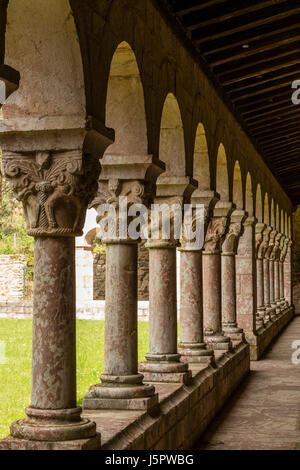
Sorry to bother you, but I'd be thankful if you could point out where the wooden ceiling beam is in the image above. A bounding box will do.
[207,30,300,66]
[191,6,300,42]
[220,54,300,86]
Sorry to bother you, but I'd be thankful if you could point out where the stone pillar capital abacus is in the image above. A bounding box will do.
[255,223,267,260]
[222,210,247,256]
[203,202,235,254]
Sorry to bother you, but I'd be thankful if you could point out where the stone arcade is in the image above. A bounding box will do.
[0,0,298,450]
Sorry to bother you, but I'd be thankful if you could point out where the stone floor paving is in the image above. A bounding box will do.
[196,315,300,450]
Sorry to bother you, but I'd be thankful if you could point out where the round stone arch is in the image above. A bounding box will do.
[276,204,281,232]
[3,0,86,123]
[215,142,230,201]
[157,92,186,177]
[263,191,270,225]
[190,93,214,190]
[255,184,263,223]
[270,198,276,228]
[245,172,254,217]
[192,122,211,191]
[232,160,244,210]
[103,41,148,156]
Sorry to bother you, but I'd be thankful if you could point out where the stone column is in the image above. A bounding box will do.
[221,210,246,341]
[140,177,196,384]
[84,155,164,410]
[203,202,233,351]
[178,190,218,364]
[284,240,293,306]
[0,141,111,449]
[236,216,257,334]
[273,233,283,314]
[255,223,267,328]
[280,237,289,308]
[262,226,272,320]
[267,230,278,319]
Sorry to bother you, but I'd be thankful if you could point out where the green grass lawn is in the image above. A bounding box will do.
[0,319,149,439]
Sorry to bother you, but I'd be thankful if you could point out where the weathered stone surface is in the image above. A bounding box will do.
[0,255,27,301]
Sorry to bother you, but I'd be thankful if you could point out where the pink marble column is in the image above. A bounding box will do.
[0,148,106,450]
[255,223,267,328]
[203,204,233,351]
[140,177,196,384]
[84,156,164,409]
[280,237,289,308]
[179,248,214,364]
[268,230,278,319]
[140,242,191,383]
[273,233,283,314]
[178,191,218,364]
[221,211,246,341]
[284,240,292,306]
[11,237,98,443]
[262,226,272,320]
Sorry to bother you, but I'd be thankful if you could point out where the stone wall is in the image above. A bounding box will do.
[94,242,149,301]
[0,254,27,301]
[293,206,300,313]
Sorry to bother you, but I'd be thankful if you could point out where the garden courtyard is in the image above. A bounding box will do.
[0,319,149,439]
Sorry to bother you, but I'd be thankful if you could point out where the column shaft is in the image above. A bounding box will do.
[104,243,138,376]
[222,253,242,338]
[140,245,190,384]
[203,252,231,350]
[32,237,76,409]
[263,258,271,310]
[178,250,213,363]
[84,240,156,409]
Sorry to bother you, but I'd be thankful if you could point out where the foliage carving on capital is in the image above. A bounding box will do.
[204,216,228,253]
[3,151,99,237]
[256,229,270,260]
[222,221,243,254]
[280,237,289,263]
[270,233,282,261]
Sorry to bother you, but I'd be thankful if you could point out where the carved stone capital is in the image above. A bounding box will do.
[265,229,278,260]
[222,210,247,255]
[280,236,289,262]
[3,150,99,237]
[91,154,165,244]
[204,216,228,253]
[255,223,267,259]
[270,232,282,261]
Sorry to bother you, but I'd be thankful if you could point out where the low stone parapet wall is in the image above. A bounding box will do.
[0,255,27,301]
[82,342,250,450]
[245,306,294,360]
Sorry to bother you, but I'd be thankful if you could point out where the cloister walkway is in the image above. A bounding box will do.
[196,315,300,450]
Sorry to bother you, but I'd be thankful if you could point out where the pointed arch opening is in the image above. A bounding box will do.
[105,41,148,156]
[233,160,243,209]
[158,93,185,177]
[255,184,263,223]
[193,123,210,190]
[216,143,229,201]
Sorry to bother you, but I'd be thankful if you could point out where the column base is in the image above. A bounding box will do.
[0,435,100,450]
[256,312,265,329]
[139,354,192,384]
[5,407,98,444]
[222,323,245,341]
[274,301,282,315]
[178,342,215,364]
[204,334,232,351]
[83,374,157,411]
